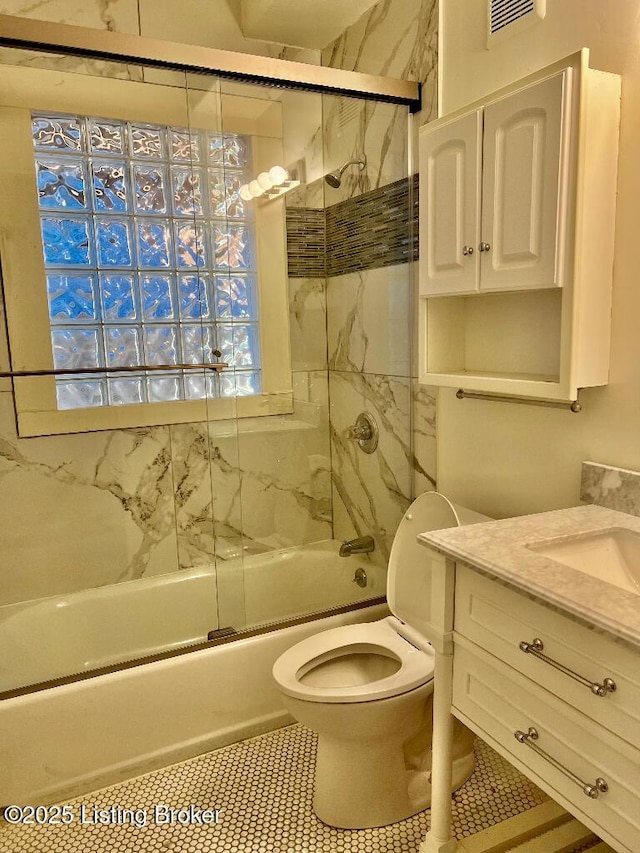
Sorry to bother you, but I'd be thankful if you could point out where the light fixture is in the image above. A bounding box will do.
[239,164,300,203]
[268,165,289,185]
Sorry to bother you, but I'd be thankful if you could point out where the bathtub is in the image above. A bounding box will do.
[0,543,387,806]
[0,539,385,695]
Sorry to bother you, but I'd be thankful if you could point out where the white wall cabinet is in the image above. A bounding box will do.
[480,71,567,293]
[420,110,481,297]
[421,72,566,297]
[418,50,620,402]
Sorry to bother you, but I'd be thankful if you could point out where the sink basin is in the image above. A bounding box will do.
[526,527,640,594]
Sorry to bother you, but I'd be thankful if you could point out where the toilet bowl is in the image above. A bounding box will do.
[272,491,490,829]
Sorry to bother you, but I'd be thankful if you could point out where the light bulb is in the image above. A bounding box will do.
[268,165,288,185]
[257,172,274,191]
[239,184,253,201]
[248,180,263,198]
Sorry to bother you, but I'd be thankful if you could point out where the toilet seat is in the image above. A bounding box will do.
[273,617,435,704]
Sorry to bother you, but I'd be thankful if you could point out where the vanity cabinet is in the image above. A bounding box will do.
[452,566,640,853]
[418,49,621,402]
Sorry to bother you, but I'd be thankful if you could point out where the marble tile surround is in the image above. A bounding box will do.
[321,0,439,524]
[328,265,411,377]
[289,277,328,372]
[0,0,336,615]
[330,370,411,562]
[580,461,640,517]
[0,389,332,611]
[0,0,439,631]
[0,0,144,81]
[0,392,179,606]
[326,263,436,537]
[322,0,438,207]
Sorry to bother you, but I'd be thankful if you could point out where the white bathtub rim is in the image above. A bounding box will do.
[0,603,389,806]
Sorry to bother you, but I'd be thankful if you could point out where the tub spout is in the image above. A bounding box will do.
[339,535,375,557]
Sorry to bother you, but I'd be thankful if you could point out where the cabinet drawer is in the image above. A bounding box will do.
[453,639,640,853]
[454,565,640,746]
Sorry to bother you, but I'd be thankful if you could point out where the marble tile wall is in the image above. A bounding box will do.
[326,263,435,562]
[580,461,640,517]
[321,0,438,180]
[0,401,178,607]
[321,0,438,560]
[0,0,333,614]
[0,277,332,609]
[0,0,439,622]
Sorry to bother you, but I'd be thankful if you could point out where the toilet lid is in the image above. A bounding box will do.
[272,619,435,703]
[387,492,461,631]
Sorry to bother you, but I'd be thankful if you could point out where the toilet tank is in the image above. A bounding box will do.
[387,492,491,638]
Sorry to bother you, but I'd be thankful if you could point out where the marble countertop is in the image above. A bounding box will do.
[418,504,640,650]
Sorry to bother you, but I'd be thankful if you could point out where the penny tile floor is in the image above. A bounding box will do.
[0,725,600,853]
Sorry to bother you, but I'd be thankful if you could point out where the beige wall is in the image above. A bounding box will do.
[436,0,640,519]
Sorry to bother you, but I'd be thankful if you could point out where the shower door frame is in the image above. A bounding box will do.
[0,14,421,109]
[0,15,420,698]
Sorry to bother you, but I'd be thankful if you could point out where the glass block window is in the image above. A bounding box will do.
[32,113,262,409]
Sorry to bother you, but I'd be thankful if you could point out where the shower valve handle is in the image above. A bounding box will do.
[345,412,378,453]
[346,423,372,441]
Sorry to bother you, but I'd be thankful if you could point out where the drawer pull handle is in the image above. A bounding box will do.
[519,638,616,697]
[514,727,609,799]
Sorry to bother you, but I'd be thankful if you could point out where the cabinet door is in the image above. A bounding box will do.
[419,110,482,296]
[480,71,569,291]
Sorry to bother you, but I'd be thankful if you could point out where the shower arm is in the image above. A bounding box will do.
[340,158,366,173]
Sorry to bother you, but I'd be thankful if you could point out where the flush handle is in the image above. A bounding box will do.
[519,638,616,697]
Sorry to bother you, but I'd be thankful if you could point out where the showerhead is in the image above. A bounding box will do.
[324,171,342,188]
[324,157,366,188]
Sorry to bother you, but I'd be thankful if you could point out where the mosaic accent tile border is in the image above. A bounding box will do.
[286,175,419,278]
[326,175,418,277]
[580,460,640,517]
[285,208,326,277]
[0,725,550,853]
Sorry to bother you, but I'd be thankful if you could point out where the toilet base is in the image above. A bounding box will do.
[313,716,477,829]
[314,732,423,828]
[314,740,476,829]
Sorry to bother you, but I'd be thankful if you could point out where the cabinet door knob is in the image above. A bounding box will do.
[462,245,474,256]
[479,242,491,252]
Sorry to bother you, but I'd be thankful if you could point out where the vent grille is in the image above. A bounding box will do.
[490,0,535,34]
[337,98,361,133]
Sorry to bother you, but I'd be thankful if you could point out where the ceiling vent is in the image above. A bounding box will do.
[487,0,545,47]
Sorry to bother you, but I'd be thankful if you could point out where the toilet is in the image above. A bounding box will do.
[272,491,490,829]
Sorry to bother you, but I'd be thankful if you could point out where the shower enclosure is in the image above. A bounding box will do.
[0,15,420,697]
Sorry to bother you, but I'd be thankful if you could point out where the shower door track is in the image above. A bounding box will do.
[0,14,421,110]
